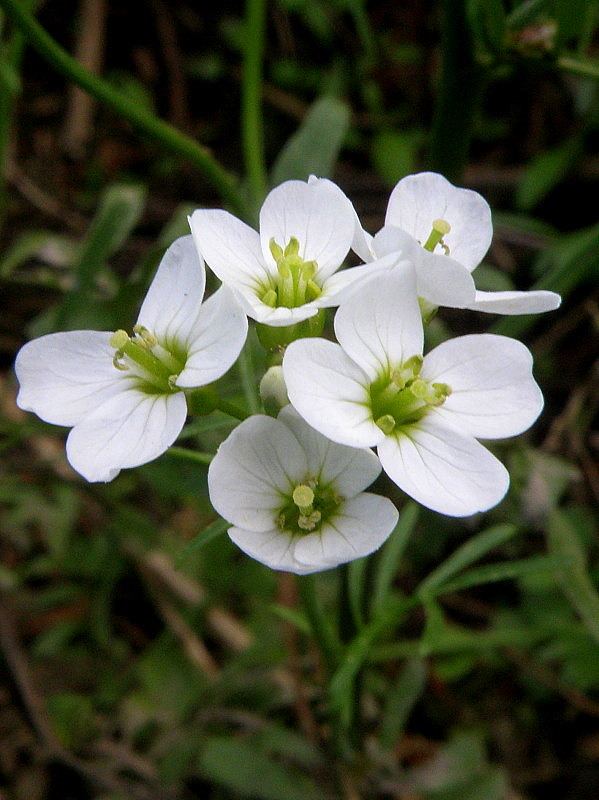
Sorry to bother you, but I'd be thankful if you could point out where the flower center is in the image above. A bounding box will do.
[260,237,323,309]
[109,325,185,393]
[277,477,343,535]
[369,355,451,434]
[422,218,451,254]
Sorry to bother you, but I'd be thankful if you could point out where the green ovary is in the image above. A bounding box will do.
[260,237,323,309]
[370,355,451,434]
[109,326,185,394]
[277,477,343,536]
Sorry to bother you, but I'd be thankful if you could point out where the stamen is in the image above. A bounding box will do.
[298,510,321,531]
[133,325,158,349]
[391,355,423,388]
[110,330,130,349]
[375,414,396,435]
[293,484,315,515]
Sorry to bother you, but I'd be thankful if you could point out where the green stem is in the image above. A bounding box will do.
[0,0,247,216]
[428,0,484,183]
[242,0,268,211]
[216,398,251,421]
[557,55,599,81]
[298,573,341,675]
[168,446,213,465]
[237,341,261,414]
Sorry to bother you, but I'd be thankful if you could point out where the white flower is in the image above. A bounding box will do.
[208,406,399,574]
[15,236,248,482]
[352,171,561,315]
[283,266,544,517]
[189,177,375,328]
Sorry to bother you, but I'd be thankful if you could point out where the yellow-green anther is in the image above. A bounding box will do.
[298,510,321,531]
[293,484,315,510]
[375,414,396,435]
[430,382,452,405]
[306,279,322,301]
[423,218,451,252]
[410,379,428,399]
[284,237,300,258]
[133,325,158,349]
[168,375,178,390]
[110,330,130,349]
[301,261,316,279]
[392,355,423,387]
[269,238,284,261]
[112,351,129,370]
[262,288,277,307]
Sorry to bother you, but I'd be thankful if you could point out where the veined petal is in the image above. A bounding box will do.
[189,208,271,288]
[176,286,248,388]
[421,333,544,439]
[278,405,382,496]
[260,179,354,280]
[378,418,509,517]
[208,415,307,533]
[292,494,399,572]
[66,389,187,482]
[15,331,129,427]
[283,338,383,448]
[319,256,401,307]
[466,289,561,315]
[136,236,206,348]
[334,265,423,378]
[244,298,321,327]
[227,526,309,574]
[385,172,492,272]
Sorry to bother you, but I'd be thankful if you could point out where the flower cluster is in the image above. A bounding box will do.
[15,173,560,573]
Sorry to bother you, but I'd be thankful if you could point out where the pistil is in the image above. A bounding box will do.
[423,218,451,253]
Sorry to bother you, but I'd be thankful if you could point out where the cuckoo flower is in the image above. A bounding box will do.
[15,236,248,482]
[283,267,544,517]
[208,406,398,574]
[189,177,375,330]
[352,171,560,315]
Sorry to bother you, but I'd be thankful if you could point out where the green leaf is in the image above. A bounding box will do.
[433,555,560,596]
[0,230,76,277]
[467,0,507,59]
[547,509,599,644]
[270,95,350,184]
[379,657,427,749]
[197,737,323,800]
[516,134,583,211]
[47,692,95,749]
[370,129,423,187]
[371,502,419,614]
[176,517,229,564]
[416,524,518,598]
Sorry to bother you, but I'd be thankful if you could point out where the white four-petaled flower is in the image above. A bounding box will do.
[283,266,545,517]
[352,171,561,315]
[189,177,376,328]
[208,406,399,574]
[15,236,248,482]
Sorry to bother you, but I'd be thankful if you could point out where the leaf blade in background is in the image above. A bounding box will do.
[379,657,427,749]
[270,95,350,184]
[371,502,419,614]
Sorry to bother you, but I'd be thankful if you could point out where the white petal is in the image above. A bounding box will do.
[136,236,206,347]
[352,222,375,263]
[189,208,271,289]
[15,331,129,427]
[227,526,311,574]
[378,418,509,517]
[466,289,561,315]
[243,298,321,327]
[421,333,544,439]
[373,225,476,307]
[278,405,382,496]
[385,172,492,272]
[208,415,307,533]
[292,494,399,572]
[283,338,383,448]
[176,286,248,388]
[259,179,354,280]
[319,257,401,307]
[333,264,424,379]
[66,389,187,482]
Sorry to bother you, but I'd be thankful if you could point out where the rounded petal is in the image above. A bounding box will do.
[378,419,509,517]
[292,494,399,572]
[283,338,383,448]
[66,389,187,482]
[15,331,129,427]
[227,526,308,573]
[421,334,544,439]
[385,172,492,271]
[176,286,248,388]
[333,264,424,379]
[373,225,476,307]
[136,236,206,347]
[189,208,271,288]
[278,405,382,496]
[319,257,402,307]
[466,289,561,315]
[208,415,307,533]
[242,297,321,327]
[260,179,354,280]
